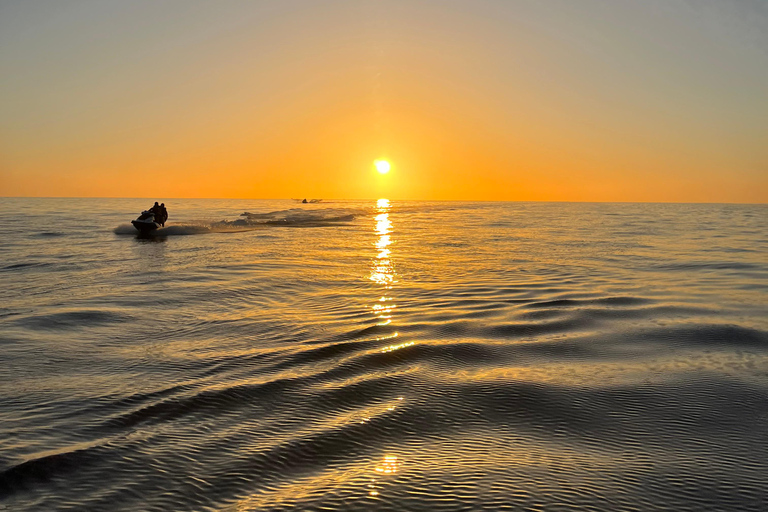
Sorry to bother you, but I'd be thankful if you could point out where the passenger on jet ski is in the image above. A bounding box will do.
[146,202,169,227]
[158,203,168,227]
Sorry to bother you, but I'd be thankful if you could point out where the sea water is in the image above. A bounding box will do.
[1,198,766,511]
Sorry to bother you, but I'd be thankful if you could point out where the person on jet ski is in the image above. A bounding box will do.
[159,203,168,227]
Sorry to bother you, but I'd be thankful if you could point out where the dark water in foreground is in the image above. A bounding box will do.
[1,198,767,511]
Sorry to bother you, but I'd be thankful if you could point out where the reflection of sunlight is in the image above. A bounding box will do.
[370,270,393,287]
[365,399,404,499]
[387,399,404,411]
[375,214,391,235]
[370,199,395,290]
[381,341,415,353]
[372,303,395,316]
[375,455,400,474]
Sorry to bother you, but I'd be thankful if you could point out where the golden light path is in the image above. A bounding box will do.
[367,198,405,500]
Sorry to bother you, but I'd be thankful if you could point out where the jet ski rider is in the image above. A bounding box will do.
[148,201,168,227]
[159,203,168,227]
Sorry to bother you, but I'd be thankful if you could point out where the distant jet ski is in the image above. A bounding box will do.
[131,210,160,233]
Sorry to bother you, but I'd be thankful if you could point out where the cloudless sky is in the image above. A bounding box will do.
[1,0,766,201]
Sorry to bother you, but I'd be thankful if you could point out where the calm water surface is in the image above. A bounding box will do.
[1,198,767,511]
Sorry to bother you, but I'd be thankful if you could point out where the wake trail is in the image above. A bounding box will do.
[114,207,361,236]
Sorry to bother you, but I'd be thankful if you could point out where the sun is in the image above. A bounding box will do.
[374,160,391,174]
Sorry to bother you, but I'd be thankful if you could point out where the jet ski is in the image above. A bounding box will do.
[131,210,161,233]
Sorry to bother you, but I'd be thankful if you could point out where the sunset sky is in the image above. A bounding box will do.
[1,0,766,202]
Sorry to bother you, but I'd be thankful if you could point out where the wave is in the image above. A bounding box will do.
[0,261,54,272]
[12,310,133,331]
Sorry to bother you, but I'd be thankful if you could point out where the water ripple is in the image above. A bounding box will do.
[1,200,766,511]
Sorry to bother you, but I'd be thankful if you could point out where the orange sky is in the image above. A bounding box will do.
[1,1,766,202]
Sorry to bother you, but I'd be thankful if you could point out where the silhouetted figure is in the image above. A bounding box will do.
[302,198,308,203]
[159,203,168,227]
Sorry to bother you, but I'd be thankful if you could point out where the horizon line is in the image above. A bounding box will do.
[1,196,765,206]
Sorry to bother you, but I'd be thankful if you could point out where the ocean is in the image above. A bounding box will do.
[1,198,766,511]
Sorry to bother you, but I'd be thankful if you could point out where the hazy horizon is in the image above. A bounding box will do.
[2,195,767,205]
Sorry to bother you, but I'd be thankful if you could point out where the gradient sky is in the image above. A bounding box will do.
[1,0,766,201]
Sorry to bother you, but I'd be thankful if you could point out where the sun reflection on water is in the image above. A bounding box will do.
[381,341,415,353]
[370,199,396,321]
[368,198,403,331]
[375,455,400,474]
[364,199,407,501]
[368,454,402,498]
[375,214,391,234]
